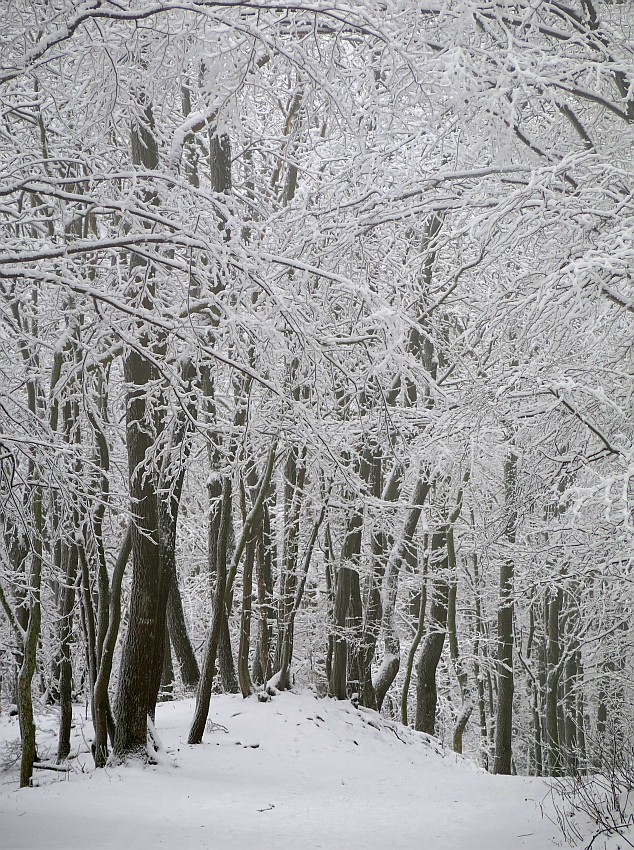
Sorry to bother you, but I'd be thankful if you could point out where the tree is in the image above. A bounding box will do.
[0,0,630,783]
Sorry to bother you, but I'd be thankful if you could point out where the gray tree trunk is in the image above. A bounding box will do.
[113,103,167,761]
[493,449,518,775]
[414,530,449,735]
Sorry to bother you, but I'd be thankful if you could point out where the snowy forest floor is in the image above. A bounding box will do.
[0,690,594,850]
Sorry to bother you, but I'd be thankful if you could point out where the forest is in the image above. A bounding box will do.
[0,0,631,827]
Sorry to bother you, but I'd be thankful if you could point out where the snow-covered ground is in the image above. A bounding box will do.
[1,691,581,850]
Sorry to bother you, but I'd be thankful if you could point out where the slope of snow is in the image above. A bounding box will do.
[1,691,572,849]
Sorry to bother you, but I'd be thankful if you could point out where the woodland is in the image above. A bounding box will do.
[0,0,632,803]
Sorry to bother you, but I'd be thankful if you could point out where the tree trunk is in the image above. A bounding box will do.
[274,436,307,681]
[414,530,449,735]
[275,495,328,692]
[401,547,427,726]
[359,461,402,711]
[471,548,490,769]
[252,510,274,685]
[376,475,430,711]
[167,568,200,690]
[18,487,43,787]
[93,524,132,767]
[329,501,363,700]
[188,477,232,743]
[112,99,167,763]
[238,537,256,697]
[546,587,564,776]
[493,449,518,776]
[447,530,473,754]
[57,543,78,762]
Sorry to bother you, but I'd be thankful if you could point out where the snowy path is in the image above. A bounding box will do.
[0,692,569,850]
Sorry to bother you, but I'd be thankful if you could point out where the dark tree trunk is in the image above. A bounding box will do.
[415,530,449,735]
[188,478,232,743]
[113,389,161,759]
[218,612,239,693]
[252,510,274,685]
[238,537,256,697]
[329,502,363,700]
[274,494,327,692]
[401,547,428,726]
[447,530,473,754]
[167,567,200,690]
[376,475,430,711]
[57,544,78,762]
[78,544,97,719]
[546,587,564,776]
[113,102,169,762]
[492,554,514,774]
[18,488,43,787]
[274,435,307,681]
[93,524,132,767]
[358,461,402,711]
[493,450,518,776]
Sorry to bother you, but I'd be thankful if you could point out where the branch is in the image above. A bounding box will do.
[225,438,278,605]
[550,390,623,457]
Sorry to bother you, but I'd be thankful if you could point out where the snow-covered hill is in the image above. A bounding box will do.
[1,691,570,849]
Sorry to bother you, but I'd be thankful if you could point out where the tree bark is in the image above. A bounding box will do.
[358,460,402,711]
[414,530,449,736]
[275,495,328,692]
[493,449,518,775]
[113,100,165,762]
[376,475,430,711]
[18,487,43,787]
[546,587,564,776]
[447,530,473,754]
[56,543,78,762]
[188,477,232,743]
[329,500,363,700]
[93,524,132,767]
[167,567,200,690]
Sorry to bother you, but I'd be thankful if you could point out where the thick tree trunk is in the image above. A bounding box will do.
[113,422,161,759]
[493,556,514,774]
[113,102,169,762]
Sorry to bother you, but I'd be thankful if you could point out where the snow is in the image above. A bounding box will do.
[1,691,574,850]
